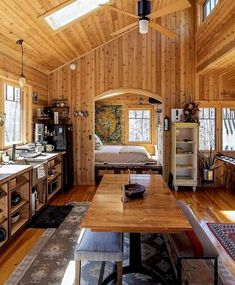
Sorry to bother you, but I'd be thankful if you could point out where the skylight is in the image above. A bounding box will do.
[45,0,109,30]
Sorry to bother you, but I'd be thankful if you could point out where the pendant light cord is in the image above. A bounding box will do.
[21,41,24,77]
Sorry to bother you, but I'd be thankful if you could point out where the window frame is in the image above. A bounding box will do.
[126,106,154,145]
[199,101,235,155]
[0,79,31,149]
[202,0,219,21]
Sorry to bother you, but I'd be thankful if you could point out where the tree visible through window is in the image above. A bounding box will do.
[128,109,151,142]
[222,108,235,151]
[4,83,22,145]
[199,108,216,150]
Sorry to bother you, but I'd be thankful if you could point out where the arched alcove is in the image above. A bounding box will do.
[94,88,165,180]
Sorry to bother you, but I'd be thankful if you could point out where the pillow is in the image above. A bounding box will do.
[95,134,103,150]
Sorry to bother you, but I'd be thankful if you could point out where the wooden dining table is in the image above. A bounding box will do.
[81,174,192,284]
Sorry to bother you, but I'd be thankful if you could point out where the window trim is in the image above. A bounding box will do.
[0,79,31,149]
[3,82,24,147]
[125,106,154,145]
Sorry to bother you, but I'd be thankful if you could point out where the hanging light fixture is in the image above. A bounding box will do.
[16,39,26,88]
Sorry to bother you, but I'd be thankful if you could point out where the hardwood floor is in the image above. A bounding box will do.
[0,182,234,284]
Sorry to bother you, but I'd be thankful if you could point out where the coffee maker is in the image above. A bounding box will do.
[34,123,45,143]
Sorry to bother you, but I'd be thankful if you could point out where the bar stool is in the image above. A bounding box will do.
[74,229,123,285]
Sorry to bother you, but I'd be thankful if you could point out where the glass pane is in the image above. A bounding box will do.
[222,108,235,151]
[15,87,21,102]
[206,1,210,16]
[203,108,209,119]
[143,110,150,118]
[209,108,215,118]
[4,84,22,145]
[199,108,216,150]
[6,84,14,101]
[45,0,109,30]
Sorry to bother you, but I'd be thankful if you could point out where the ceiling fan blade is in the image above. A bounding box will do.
[99,4,138,19]
[149,22,176,39]
[148,0,191,20]
[110,22,138,37]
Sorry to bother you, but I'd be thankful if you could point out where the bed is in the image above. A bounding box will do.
[95,145,158,164]
[95,145,162,183]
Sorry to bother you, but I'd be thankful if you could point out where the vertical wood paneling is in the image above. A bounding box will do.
[48,5,195,184]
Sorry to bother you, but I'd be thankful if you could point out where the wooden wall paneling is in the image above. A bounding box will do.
[48,2,196,184]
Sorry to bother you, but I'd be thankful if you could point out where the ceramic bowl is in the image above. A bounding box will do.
[11,212,20,224]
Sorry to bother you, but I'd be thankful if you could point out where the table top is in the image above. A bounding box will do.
[81,174,192,233]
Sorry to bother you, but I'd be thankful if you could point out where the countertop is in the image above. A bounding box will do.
[0,152,64,182]
[0,164,32,182]
[16,152,64,162]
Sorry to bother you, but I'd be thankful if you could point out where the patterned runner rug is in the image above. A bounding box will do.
[5,202,176,285]
[207,223,235,261]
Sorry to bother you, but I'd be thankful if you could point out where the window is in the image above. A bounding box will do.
[199,108,216,150]
[45,0,109,30]
[203,0,218,20]
[128,109,151,142]
[222,108,235,151]
[4,83,22,145]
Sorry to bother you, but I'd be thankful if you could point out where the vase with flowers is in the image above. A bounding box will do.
[181,101,200,123]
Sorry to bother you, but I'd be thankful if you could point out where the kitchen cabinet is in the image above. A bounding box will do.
[47,154,62,201]
[0,166,31,249]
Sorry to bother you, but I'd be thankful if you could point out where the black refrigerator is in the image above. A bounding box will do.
[45,124,74,191]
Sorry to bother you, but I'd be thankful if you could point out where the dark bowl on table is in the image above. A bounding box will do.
[124,183,146,199]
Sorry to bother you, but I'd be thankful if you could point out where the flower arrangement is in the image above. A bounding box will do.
[181,101,200,122]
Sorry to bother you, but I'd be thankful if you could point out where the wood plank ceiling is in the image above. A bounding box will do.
[0,0,172,74]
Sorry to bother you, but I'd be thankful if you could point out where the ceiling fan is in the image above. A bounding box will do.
[100,0,191,38]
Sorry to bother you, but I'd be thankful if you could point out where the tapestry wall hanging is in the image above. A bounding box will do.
[95,105,123,144]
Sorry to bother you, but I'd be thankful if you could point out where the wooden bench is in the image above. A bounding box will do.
[168,200,219,285]
[74,229,123,285]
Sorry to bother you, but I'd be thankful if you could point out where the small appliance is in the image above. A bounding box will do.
[171,109,183,122]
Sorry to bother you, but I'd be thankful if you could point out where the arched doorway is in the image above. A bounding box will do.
[94,88,165,179]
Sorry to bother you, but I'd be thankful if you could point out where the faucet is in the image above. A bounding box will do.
[12,144,16,161]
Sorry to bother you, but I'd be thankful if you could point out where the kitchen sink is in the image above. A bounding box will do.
[15,160,48,186]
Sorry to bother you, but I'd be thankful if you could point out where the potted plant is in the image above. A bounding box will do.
[198,149,221,181]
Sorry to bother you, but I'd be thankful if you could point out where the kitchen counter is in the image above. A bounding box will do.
[16,152,64,162]
[0,164,32,182]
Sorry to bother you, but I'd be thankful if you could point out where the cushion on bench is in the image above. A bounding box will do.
[75,229,123,262]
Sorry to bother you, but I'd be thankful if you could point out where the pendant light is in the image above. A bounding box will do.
[16,39,26,88]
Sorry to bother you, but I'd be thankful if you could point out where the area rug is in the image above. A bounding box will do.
[5,202,176,285]
[207,223,235,261]
[28,205,73,228]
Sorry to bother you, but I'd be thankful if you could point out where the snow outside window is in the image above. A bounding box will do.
[128,109,151,142]
[4,83,22,145]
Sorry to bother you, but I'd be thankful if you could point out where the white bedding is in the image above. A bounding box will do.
[95,145,158,164]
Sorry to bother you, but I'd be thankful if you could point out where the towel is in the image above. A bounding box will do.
[37,164,46,179]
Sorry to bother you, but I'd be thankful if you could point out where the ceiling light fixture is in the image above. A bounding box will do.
[139,18,149,34]
[16,39,26,88]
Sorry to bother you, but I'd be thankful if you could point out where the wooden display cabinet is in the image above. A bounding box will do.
[171,122,198,192]
[9,171,30,237]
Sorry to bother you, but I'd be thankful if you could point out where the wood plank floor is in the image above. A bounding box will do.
[0,182,234,284]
